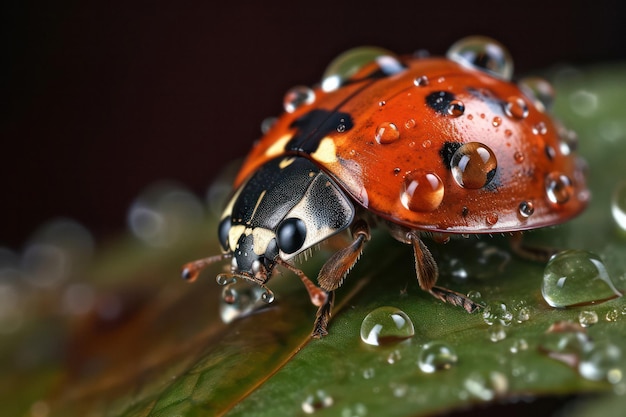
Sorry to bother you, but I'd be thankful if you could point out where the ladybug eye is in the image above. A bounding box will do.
[218,217,231,251]
[321,46,404,92]
[276,218,307,254]
[446,36,513,81]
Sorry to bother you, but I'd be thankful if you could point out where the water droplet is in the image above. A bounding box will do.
[578,310,599,328]
[378,100,386,107]
[387,349,402,364]
[544,172,573,206]
[488,325,507,342]
[260,116,277,134]
[302,390,334,414]
[539,321,591,367]
[390,382,408,397]
[492,116,502,127]
[21,219,94,288]
[128,182,204,247]
[513,151,525,163]
[512,300,531,323]
[558,125,579,155]
[283,86,315,113]
[362,367,375,379]
[375,121,400,144]
[413,75,429,86]
[509,338,529,354]
[450,142,498,189]
[518,200,535,218]
[467,290,483,303]
[532,121,548,135]
[519,77,555,112]
[404,118,416,129]
[321,46,401,92]
[464,371,508,401]
[340,403,368,417]
[447,99,465,117]
[219,280,267,323]
[438,241,510,281]
[504,129,513,137]
[579,341,623,383]
[542,250,622,308]
[446,36,513,80]
[482,301,513,326]
[503,96,529,119]
[485,213,498,226]
[360,306,415,346]
[612,181,626,232]
[400,171,444,212]
[261,287,275,303]
[606,308,620,322]
[569,89,598,117]
[418,341,458,373]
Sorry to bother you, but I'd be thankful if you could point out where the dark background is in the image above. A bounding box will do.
[2,0,624,250]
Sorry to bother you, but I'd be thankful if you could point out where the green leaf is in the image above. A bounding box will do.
[3,63,626,417]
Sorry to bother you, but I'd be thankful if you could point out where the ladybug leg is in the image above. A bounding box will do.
[275,258,332,338]
[307,220,371,338]
[408,232,481,313]
[276,259,328,307]
[509,232,557,262]
[317,219,371,291]
[312,290,335,338]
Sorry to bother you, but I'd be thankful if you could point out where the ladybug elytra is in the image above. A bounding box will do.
[183,36,588,337]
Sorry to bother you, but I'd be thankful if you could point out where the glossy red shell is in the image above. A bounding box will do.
[234,56,588,234]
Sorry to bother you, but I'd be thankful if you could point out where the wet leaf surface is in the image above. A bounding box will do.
[2,63,626,417]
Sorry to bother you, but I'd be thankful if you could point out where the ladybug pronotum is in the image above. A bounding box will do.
[183,36,588,338]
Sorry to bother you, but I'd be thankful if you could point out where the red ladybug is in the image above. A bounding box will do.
[183,36,589,337]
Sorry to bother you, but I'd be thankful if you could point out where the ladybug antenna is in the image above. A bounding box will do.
[181,253,231,282]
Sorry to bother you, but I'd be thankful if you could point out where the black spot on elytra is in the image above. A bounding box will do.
[426,91,456,115]
[439,141,462,169]
[287,109,354,154]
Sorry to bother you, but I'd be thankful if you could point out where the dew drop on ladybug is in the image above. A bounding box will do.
[413,75,429,87]
[447,100,465,117]
[450,142,498,189]
[532,121,548,135]
[446,36,514,80]
[400,171,445,212]
[545,172,574,206]
[283,86,315,113]
[503,97,529,120]
[375,121,401,144]
[518,201,535,218]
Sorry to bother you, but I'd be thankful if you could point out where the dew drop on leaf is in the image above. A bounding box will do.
[417,341,458,373]
[360,306,415,346]
[542,250,622,308]
[579,341,623,383]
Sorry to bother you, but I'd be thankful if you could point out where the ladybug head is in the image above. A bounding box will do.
[218,218,280,284]
[218,215,310,285]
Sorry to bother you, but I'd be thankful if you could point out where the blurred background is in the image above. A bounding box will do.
[2,0,624,250]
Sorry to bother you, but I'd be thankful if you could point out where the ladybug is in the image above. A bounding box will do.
[182,36,588,338]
